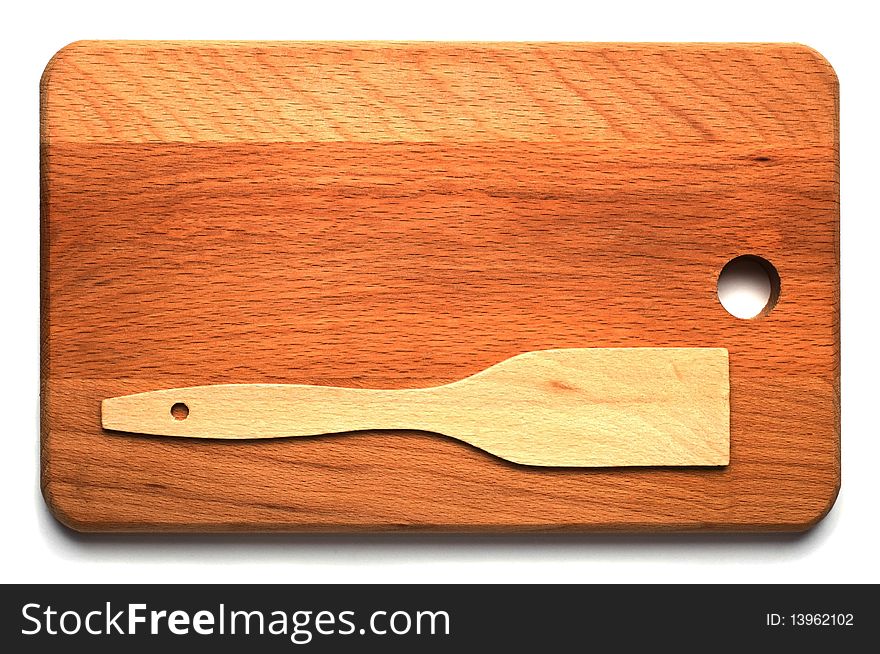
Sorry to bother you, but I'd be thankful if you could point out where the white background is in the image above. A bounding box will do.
[2,0,877,584]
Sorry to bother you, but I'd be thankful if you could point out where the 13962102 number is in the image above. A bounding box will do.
[791,613,854,626]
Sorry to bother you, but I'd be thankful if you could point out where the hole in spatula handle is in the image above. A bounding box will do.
[170,403,189,420]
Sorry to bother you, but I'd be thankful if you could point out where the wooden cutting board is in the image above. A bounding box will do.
[40,41,839,532]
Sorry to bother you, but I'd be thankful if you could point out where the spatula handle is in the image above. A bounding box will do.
[102,383,452,439]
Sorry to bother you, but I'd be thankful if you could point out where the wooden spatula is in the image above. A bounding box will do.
[101,348,729,467]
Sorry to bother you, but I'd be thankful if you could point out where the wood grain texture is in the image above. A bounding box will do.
[40,41,839,531]
[101,348,731,467]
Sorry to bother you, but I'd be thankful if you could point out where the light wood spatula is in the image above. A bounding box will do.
[102,348,729,467]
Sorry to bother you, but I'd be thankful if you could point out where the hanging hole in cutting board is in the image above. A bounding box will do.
[717,255,780,319]
[170,403,189,420]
